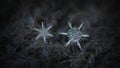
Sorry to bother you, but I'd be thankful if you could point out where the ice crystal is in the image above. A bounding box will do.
[60,21,89,51]
[27,22,53,43]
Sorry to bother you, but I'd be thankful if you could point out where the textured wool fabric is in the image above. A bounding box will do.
[0,0,120,68]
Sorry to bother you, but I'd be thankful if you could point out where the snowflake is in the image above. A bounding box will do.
[59,21,89,51]
[27,22,53,43]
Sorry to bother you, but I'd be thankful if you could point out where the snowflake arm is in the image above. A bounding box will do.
[78,23,84,29]
[41,21,45,28]
[68,21,72,28]
[66,38,74,46]
[47,33,53,37]
[77,41,82,51]
[59,32,68,35]
[81,34,90,37]
[26,25,39,31]
[43,36,47,43]
[47,25,52,30]
[35,34,41,40]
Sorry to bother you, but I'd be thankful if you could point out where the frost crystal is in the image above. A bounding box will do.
[27,22,53,43]
[60,21,89,51]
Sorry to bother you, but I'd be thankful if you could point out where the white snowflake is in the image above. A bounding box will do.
[59,21,89,51]
[27,22,53,43]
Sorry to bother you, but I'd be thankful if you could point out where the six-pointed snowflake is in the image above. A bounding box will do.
[59,21,89,51]
[27,22,53,43]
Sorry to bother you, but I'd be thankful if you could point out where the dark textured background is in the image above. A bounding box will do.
[0,0,120,68]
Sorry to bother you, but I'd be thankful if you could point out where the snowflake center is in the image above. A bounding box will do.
[39,28,48,36]
[67,27,82,42]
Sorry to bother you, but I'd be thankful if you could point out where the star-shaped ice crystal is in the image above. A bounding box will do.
[59,21,89,51]
[27,22,53,43]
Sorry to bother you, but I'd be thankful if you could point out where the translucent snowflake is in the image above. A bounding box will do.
[27,22,53,43]
[59,21,89,51]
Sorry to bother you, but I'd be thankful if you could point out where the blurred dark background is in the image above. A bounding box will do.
[0,0,120,68]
